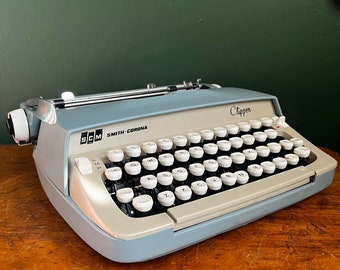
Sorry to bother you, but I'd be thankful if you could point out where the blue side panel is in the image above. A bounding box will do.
[55,87,281,133]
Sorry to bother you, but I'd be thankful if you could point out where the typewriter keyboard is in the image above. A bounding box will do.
[101,117,314,218]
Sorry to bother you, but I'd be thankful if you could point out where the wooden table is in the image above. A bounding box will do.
[0,145,339,269]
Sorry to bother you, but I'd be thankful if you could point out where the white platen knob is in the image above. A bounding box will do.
[7,109,30,144]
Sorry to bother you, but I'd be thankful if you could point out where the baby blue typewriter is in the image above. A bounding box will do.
[7,80,337,262]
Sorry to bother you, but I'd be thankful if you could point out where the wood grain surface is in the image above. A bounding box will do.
[0,145,339,269]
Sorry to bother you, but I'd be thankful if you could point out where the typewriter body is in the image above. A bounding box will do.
[7,80,337,262]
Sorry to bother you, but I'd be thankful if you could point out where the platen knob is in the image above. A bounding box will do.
[7,109,30,144]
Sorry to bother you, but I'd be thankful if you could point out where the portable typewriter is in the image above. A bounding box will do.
[7,80,337,262]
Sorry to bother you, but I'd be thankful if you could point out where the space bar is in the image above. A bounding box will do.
[167,167,314,231]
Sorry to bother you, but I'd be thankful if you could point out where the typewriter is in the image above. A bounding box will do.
[7,80,337,262]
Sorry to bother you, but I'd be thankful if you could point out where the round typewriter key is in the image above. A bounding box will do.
[238,121,251,133]
[133,194,154,212]
[157,171,174,186]
[249,119,262,130]
[290,137,304,148]
[200,129,214,141]
[279,139,294,151]
[125,145,142,158]
[158,153,174,167]
[229,137,243,149]
[253,131,267,143]
[157,191,175,207]
[142,157,158,171]
[241,134,255,146]
[256,146,270,157]
[260,117,273,127]
[187,132,201,144]
[213,127,227,138]
[203,159,219,172]
[285,153,299,166]
[140,175,158,189]
[124,161,142,175]
[158,138,173,151]
[175,185,192,201]
[267,142,281,154]
[191,180,208,196]
[189,163,205,177]
[217,155,232,168]
[174,150,190,162]
[217,140,231,152]
[261,161,276,174]
[107,149,124,163]
[105,167,122,181]
[203,143,218,155]
[221,172,237,186]
[116,187,134,203]
[243,149,257,161]
[189,146,204,159]
[230,152,246,164]
[235,170,249,184]
[272,157,288,170]
[247,164,263,177]
[141,141,157,154]
[173,135,188,148]
[172,167,189,181]
[206,176,222,191]
[226,124,239,136]
[294,146,311,158]
[264,128,278,140]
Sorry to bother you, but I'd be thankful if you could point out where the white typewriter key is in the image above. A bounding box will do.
[191,180,208,196]
[243,148,257,161]
[290,137,304,148]
[217,155,232,168]
[157,191,175,207]
[206,176,223,191]
[264,128,278,140]
[187,132,201,144]
[226,124,239,135]
[261,161,276,174]
[247,164,263,177]
[216,140,231,152]
[203,143,218,155]
[140,175,158,189]
[256,146,270,157]
[285,153,299,166]
[124,161,142,175]
[279,139,293,150]
[189,163,205,176]
[174,150,190,162]
[200,129,214,141]
[142,157,158,171]
[267,142,281,154]
[158,138,173,151]
[253,131,267,142]
[229,137,243,149]
[241,134,255,146]
[116,187,134,203]
[172,167,189,181]
[132,195,154,212]
[189,146,204,159]
[221,172,237,186]
[105,167,122,181]
[203,159,219,172]
[261,117,274,127]
[294,146,311,158]
[249,119,262,130]
[141,141,157,154]
[235,170,249,184]
[230,152,246,164]
[173,135,188,147]
[238,121,251,133]
[213,127,227,138]
[125,145,142,158]
[175,185,192,201]
[157,171,174,186]
[107,149,124,162]
[272,157,288,170]
[158,153,174,167]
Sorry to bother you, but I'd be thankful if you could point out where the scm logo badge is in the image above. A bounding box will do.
[80,129,103,144]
